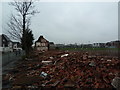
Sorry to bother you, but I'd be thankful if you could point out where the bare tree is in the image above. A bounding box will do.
[7,0,39,52]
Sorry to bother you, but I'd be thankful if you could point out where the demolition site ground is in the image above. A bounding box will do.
[2,50,120,89]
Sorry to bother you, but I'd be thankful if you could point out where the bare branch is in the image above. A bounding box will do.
[7,0,39,43]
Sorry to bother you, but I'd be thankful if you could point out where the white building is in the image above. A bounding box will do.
[0,34,13,52]
[35,36,49,51]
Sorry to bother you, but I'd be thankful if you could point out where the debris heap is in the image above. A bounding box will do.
[2,50,120,89]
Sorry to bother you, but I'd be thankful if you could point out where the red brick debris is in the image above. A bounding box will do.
[2,50,120,89]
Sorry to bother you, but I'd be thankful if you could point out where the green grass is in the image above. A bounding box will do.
[59,47,120,51]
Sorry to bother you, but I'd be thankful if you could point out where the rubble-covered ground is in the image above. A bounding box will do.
[2,50,120,89]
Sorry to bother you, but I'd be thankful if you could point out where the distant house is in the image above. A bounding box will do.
[106,40,120,48]
[49,42,56,50]
[35,36,49,51]
[12,42,22,51]
[55,44,65,48]
[0,34,13,52]
[92,43,105,48]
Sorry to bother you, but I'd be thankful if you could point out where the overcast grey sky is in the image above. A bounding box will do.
[1,2,118,44]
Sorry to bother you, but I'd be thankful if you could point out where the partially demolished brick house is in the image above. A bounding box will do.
[35,36,49,51]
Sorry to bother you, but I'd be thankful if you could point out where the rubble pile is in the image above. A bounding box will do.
[2,50,120,89]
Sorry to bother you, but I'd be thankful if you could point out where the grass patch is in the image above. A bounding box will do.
[59,47,120,51]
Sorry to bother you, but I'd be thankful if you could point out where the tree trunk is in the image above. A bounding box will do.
[22,15,27,55]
